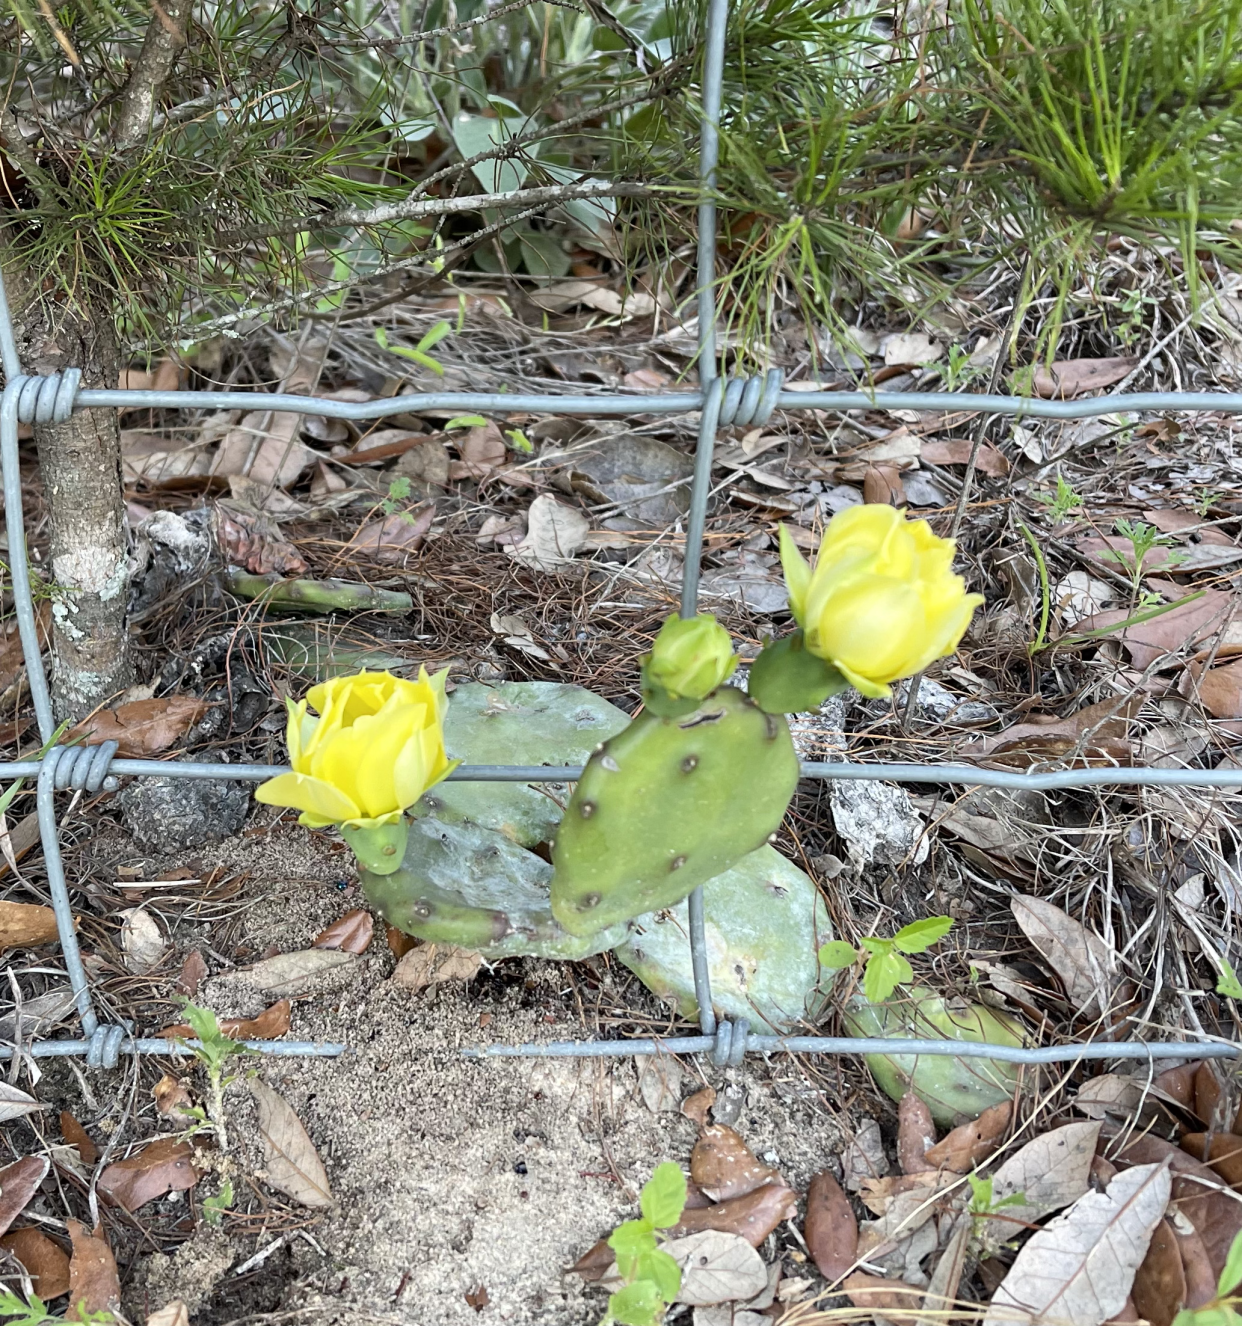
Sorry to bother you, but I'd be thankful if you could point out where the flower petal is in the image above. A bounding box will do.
[778,525,814,626]
[255,772,360,822]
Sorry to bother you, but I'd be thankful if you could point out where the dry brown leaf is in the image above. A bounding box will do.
[921,438,1010,476]
[216,505,306,576]
[146,1302,190,1326]
[1190,657,1242,719]
[226,947,359,998]
[1179,1132,1242,1186]
[1131,1219,1186,1326]
[450,422,507,480]
[923,1101,1011,1173]
[313,909,375,955]
[804,1170,858,1282]
[1154,1063,1198,1110]
[66,1220,122,1319]
[0,1157,50,1238]
[963,696,1141,768]
[1111,1135,1242,1276]
[0,1083,46,1124]
[842,1272,924,1326]
[175,949,209,997]
[681,1086,716,1128]
[250,1079,334,1208]
[984,1162,1171,1326]
[352,507,435,564]
[66,695,210,756]
[464,1285,490,1312]
[669,1182,797,1247]
[210,410,319,487]
[159,997,291,1041]
[385,925,419,958]
[61,1111,99,1165]
[119,906,166,974]
[568,1238,616,1282]
[862,463,906,505]
[667,1231,768,1305]
[0,812,43,882]
[857,1171,945,1216]
[1011,894,1119,1017]
[0,1227,71,1298]
[1078,588,1234,669]
[509,495,591,570]
[985,1123,1101,1251]
[1172,1221,1217,1310]
[0,900,58,951]
[343,428,433,464]
[897,1093,936,1174]
[690,1126,780,1201]
[392,943,483,991]
[152,1074,195,1119]
[98,1137,198,1212]
[1032,356,1139,398]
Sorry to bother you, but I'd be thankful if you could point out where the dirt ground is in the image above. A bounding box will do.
[24,822,846,1325]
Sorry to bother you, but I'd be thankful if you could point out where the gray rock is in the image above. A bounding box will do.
[119,752,250,849]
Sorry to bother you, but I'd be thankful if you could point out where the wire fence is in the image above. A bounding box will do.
[2,0,1241,1070]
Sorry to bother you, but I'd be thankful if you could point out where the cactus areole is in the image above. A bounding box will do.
[550,686,800,936]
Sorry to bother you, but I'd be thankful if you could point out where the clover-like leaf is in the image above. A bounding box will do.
[892,916,954,955]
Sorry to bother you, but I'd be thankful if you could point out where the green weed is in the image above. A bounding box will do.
[603,1163,687,1326]
[819,916,955,1004]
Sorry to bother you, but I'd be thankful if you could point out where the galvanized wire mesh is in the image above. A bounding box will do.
[2,0,1242,1069]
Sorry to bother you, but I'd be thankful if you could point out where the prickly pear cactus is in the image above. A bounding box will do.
[615,845,831,1030]
[551,686,800,936]
[424,681,629,848]
[364,815,630,960]
[843,985,1026,1125]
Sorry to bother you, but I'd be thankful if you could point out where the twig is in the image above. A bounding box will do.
[219,179,652,243]
[333,0,582,49]
[113,0,192,149]
[0,103,61,202]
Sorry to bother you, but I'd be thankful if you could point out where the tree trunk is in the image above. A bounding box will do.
[2,263,132,720]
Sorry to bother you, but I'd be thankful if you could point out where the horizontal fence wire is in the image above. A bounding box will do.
[4,0,1242,1068]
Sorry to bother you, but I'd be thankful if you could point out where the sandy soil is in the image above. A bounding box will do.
[91,823,849,1325]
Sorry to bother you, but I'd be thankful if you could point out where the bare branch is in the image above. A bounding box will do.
[114,0,193,150]
[332,0,582,51]
[220,179,652,243]
[0,103,61,203]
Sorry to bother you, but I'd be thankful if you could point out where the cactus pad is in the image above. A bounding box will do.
[551,686,800,936]
[424,681,629,848]
[616,846,832,1030]
[364,815,630,960]
[843,985,1026,1125]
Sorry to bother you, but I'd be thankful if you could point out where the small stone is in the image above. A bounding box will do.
[119,753,249,849]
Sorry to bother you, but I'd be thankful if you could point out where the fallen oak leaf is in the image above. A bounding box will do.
[690,1126,781,1202]
[804,1170,858,1282]
[250,1079,334,1208]
[0,1082,47,1124]
[60,1111,99,1165]
[313,909,374,955]
[922,1100,1011,1173]
[219,947,358,998]
[352,508,435,565]
[66,1219,122,1319]
[983,1161,1172,1326]
[1131,1218,1186,1326]
[1032,356,1138,399]
[0,1227,71,1299]
[667,1230,768,1305]
[0,1156,50,1238]
[392,943,482,991]
[152,1073,196,1120]
[922,437,1010,476]
[175,949,209,996]
[897,1092,936,1174]
[65,695,211,756]
[1011,894,1119,1018]
[982,1121,1101,1251]
[159,997,291,1041]
[668,1181,797,1247]
[0,900,59,950]
[842,1272,925,1326]
[146,1303,191,1326]
[98,1137,199,1212]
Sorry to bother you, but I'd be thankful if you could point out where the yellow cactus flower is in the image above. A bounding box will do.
[255,667,455,828]
[779,507,983,699]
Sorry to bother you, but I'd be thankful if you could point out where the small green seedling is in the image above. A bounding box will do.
[819,916,954,1003]
[378,476,423,526]
[602,1162,687,1326]
[936,343,981,392]
[1099,518,1188,597]
[505,427,533,454]
[1218,961,1242,1000]
[444,414,489,430]
[0,1291,116,1325]
[173,998,256,1151]
[966,1172,1027,1224]
[374,322,453,376]
[1033,475,1083,525]
[201,1177,235,1227]
[1174,1224,1242,1324]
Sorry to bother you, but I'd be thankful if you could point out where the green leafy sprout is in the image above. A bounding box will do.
[1034,475,1084,526]
[375,322,453,377]
[1217,960,1242,1001]
[0,1291,116,1325]
[1098,518,1189,597]
[1174,1224,1242,1324]
[603,1162,687,1326]
[819,916,955,1004]
[172,998,256,1152]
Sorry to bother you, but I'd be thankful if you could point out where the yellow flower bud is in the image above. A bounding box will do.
[644,612,738,703]
[255,667,455,829]
[779,508,983,698]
